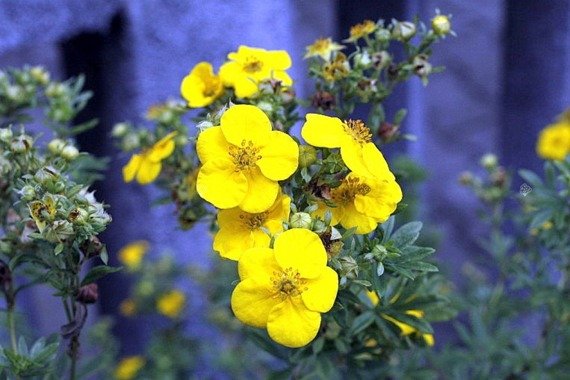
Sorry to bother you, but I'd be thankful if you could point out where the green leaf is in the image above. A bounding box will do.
[80,265,122,286]
[518,169,543,188]
[349,311,375,336]
[391,221,422,248]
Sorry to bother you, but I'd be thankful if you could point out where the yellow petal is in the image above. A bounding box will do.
[220,105,271,146]
[231,277,279,328]
[239,168,279,213]
[312,201,342,226]
[147,132,177,162]
[301,113,345,148]
[339,203,378,234]
[233,77,260,99]
[360,143,394,179]
[197,159,247,209]
[423,334,435,346]
[340,139,369,176]
[196,126,230,164]
[213,223,257,261]
[136,159,162,184]
[219,61,241,87]
[265,50,292,70]
[122,154,142,183]
[354,178,402,222]
[274,229,327,279]
[267,297,321,348]
[264,194,291,234]
[271,70,293,86]
[237,246,280,281]
[257,131,299,180]
[301,267,338,312]
[180,62,222,108]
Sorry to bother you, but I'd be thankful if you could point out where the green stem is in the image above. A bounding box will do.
[7,303,18,353]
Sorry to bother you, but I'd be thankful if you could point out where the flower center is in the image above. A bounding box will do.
[203,78,220,97]
[332,176,371,205]
[312,38,330,53]
[343,119,372,145]
[271,267,307,299]
[239,212,268,230]
[228,140,262,171]
[243,57,264,73]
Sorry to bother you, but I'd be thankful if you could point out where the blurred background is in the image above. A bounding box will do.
[1,0,569,362]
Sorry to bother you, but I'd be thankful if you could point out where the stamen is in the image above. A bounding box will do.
[243,57,263,73]
[228,139,262,171]
[270,267,307,299]
[343,119,372,145]
[240,212,268,230]
[331,176,371,204]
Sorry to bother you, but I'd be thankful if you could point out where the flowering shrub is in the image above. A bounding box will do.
[114,13,456,378]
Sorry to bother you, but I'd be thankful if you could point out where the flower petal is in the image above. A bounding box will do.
[136,159,162,184]
[340,139,369,176]
[264,194,291,234]
[213,224,257,261]
[147,132,177,162]
[238,247,280,281]
[239,168,279,213]
[219,61,241,87]
[339,203,378,234]
[196,126,230,164]
[361,143,394,179]
[354,178,402,222]
[257,131,299,180]
[220,105,271,146]
[122,154,142,183]
[267,297,321,348]
[265,50,292,70]
[231,277,279,328]
[301,113,345,148]
[302,267,338,313]
[197,159,247,209]
[274,229,327,279]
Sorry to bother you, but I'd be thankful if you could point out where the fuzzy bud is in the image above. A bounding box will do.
[375,28,391,42]
[290,212,312,229]
[378,121,399,142]
[392,21,416,41]
[111,123,129,138]
[61,145,79,160]
[11,134,33,153]
[371,51,391,70]
[0,128,13,142]
[47,138,66,154]
[432,15,451,36]
[30,66,50,85]
[80,236,104,259]
[413,54,432,78]
[20,185,36,201]
[480,153,498,169]
[311,91,336,111]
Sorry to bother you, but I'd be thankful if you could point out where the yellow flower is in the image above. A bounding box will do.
[347,20,377,41]
[366,291,434,346]
[119,299,137,317]
[180,62,223,108]
[156,290,186,318]
[213,193,291,260]
[196,105,298,213]
[28,195,57,233]
[118,241,149,270]
[114,356,145,380]
[302,113,393,178]
[315,173,402,234]
[123,132,177,184]
[231,228,338,348]
[304,37,344,61]
[536,121,570,161]
[322,53,350,82]
[219,45,292,98]
[431,14,451,36]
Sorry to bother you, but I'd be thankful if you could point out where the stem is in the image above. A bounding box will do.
[7,303,18,352]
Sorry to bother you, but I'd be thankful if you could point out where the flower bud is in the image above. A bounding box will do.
[45,82,65,98]
[76,283,98,304]
[353,51,371,68]
[290,212,312,229]
[30,66,50,84]
[413,54,432,78]
[480,153,498,169]
[378,121,399,142]
[298,145,317,168]
[123,134,141,151]
[371,51,391,70]
[0,156,12,175]
[111,122,129,138]
[392,21,416,41]
[5,86,24,102]
[34,167,57,184]
[432,14,451,36]
[80,236,104,258]
[61,145,79,160]
[47,138,66,154]
[11,135,33,153]
[375,28,391,42]
[196,120,214,132]
[0,128,13,142]
[20,185,36,201]
[339,256,359,279]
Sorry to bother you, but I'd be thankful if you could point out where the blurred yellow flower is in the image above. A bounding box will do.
[231,228,338,348]
[119,299,137,317]
[118,241,149,271]
[302,114,392,179]
[157,289,186,318]
[431,14,451,36]
[219,45,292,98]
[196,105,298,213]
[304,37,344,61]
[536,121,570,161]
[123,132,177,184]
[180,62,223,108]
[366,291,434,346]
[347,20,377,41]
[28,195,56,233]
[114,356,145,380]
[322,53,350,82]
[213,193,291,260]
[315,173,402,234]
